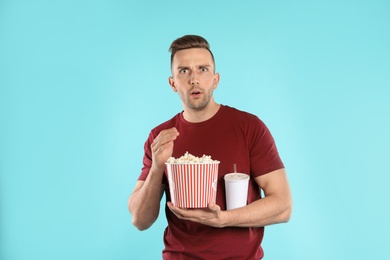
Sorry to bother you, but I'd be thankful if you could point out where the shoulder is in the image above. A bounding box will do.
[221,105,266,127]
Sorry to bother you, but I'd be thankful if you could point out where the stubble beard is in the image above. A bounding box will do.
[181,87,214,111]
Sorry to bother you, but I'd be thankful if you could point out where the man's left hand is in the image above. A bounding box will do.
[167,202,226,228]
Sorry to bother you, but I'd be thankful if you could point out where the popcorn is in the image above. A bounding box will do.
[166,151,219,164]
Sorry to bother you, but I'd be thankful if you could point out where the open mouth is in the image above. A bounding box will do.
[190,91,202,98]
[190,89,202,97]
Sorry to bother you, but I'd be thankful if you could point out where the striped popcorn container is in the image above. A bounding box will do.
[166,162,220,208]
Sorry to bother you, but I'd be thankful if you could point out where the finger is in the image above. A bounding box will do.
[152,140,174,154]
[152,128,179,149]
[167,202,180,213]
[160,127,179,139]
[207,202,220,212]
[168,203,185,219]
[168,202,186,212]
[208,202,216,209]
[168,203,191,219]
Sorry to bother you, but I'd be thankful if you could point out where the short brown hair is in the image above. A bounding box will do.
[169,35,215,70]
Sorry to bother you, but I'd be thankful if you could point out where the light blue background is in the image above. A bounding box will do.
[1,0,389,259]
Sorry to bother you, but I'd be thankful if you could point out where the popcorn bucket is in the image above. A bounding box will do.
[166,162,220,208]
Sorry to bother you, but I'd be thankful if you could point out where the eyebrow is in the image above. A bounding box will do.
[176,65,212,70]
[176,66,190,70]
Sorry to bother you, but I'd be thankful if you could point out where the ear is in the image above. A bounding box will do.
[168,76,177,92]
[213,73,220,89]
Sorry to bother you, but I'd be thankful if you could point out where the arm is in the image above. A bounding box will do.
[168,168,292,228]
[128,127,179,230]
[128,180,165,231]
[223,168,292,227]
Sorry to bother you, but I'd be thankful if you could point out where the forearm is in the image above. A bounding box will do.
[221,194,292,228]
[167,168,292,229]
[220,168,292,228]
[128,167,165,230]
[130,127,179,230]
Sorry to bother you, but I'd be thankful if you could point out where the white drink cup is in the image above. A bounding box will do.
[224,173,250,210]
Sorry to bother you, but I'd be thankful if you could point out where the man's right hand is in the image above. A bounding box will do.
[150,127,180,171]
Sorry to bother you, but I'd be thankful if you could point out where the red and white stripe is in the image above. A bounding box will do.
[166,163,219,208]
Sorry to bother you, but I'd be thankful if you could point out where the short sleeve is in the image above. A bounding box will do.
[248,117,284,177]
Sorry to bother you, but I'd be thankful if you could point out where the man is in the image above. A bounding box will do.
[128,35,292,259]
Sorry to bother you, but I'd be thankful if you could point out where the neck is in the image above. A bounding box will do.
[182,101,221,123]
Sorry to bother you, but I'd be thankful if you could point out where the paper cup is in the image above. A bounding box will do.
[166,162,219,208]
[224,173,249,210]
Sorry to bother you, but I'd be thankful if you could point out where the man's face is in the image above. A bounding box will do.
[169,48,220,111]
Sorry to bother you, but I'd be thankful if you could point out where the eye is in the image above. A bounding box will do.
[180,69,189,74]
[200,67,208,72]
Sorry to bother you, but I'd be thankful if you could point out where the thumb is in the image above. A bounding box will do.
[208,202,219,211]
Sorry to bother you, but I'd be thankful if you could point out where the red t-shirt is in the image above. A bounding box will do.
[138,105,284,259]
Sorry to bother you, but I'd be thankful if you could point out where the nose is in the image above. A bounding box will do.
[189,70,200,85]
[190,79,199,85]
[190,76,199,85]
